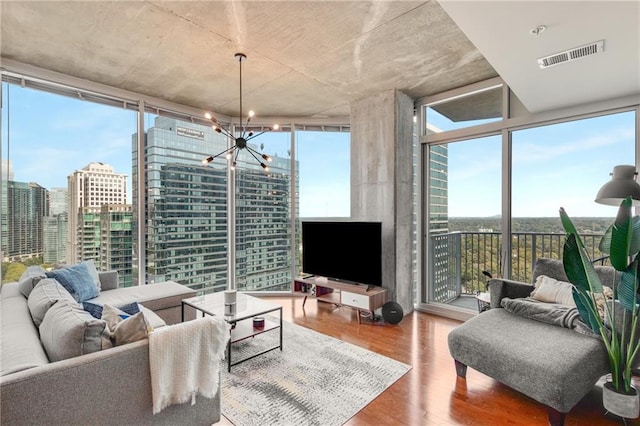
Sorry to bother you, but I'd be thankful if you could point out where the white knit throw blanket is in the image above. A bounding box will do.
[149,316,230,414]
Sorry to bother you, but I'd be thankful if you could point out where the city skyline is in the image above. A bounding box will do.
[1,83,351,218]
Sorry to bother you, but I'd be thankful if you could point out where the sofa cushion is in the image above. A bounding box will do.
[1,281,24,300]
[18,265,47,298]
[39,299,112,362]
[46,261,100,302]
[88,281,195,313]
[27,278,76,326]
[1,287,49,376]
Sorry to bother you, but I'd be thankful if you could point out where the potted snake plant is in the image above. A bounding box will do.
[560,196,640,419]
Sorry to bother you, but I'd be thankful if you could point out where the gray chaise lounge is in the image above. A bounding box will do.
[448,258,614,426]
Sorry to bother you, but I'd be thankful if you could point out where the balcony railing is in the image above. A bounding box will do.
[429,231,607,304]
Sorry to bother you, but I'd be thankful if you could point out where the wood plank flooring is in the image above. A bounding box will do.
[218,296,633,426]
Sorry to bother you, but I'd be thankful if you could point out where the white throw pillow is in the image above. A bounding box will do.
[530,275,576,306]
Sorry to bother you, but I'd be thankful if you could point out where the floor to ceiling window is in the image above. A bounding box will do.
[1,79,138,286]
[235,130,293,292]
[425,136,501,309]
[510,111,636,282]
[1,68,350,295]
[295,130,350,277]
[418,79,639,317]
[138,112,228,293]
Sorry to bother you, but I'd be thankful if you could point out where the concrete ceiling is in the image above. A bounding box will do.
[1,1,638,121]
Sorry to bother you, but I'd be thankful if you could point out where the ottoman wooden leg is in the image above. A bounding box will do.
[454,360,467,378]
[547,407,565,426]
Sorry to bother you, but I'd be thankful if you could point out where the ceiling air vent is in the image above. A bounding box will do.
[537,40,604,69]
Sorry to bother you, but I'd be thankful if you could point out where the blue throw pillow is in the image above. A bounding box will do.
[82,301,104,319]
[118,302,141,316]
[83,301,141,319]
[46,262,100,302]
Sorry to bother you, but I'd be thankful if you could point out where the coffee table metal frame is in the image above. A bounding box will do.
[181,292,283,372]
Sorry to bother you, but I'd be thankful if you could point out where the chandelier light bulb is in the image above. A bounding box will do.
[273,124,280,130]
[225,152,233,159]
[262,154,272,162]
[204,112,212,120]
[261,163,269,171]
[231,161,237,170]
[248,110,255,117]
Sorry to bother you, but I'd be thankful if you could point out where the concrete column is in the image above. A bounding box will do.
[350,89,414,314]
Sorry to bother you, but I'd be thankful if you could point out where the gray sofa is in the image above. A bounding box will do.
[448,258,615,426]
[0,270,222,425]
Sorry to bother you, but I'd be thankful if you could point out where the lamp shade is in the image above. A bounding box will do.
[595,165,640,206]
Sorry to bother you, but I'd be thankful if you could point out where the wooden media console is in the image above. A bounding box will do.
[293,277,387,324]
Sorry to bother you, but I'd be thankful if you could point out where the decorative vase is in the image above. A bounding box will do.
[603,382,639,419]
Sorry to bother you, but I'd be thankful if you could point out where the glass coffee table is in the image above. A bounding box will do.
[181,292,282,372]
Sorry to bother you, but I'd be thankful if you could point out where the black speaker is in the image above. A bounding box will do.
[381,301,403,325]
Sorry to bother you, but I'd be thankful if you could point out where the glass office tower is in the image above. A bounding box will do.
[135,117,294,294]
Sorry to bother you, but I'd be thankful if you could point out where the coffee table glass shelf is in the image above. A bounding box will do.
[181,292,282,371]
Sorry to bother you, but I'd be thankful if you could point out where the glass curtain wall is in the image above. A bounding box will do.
[295,130,350,276]
[137,112,228,293]
[419,81,638,315]
[235,130,293,292]
[510,111,636,282]
[1,72,351,295]
[1,80,138,285]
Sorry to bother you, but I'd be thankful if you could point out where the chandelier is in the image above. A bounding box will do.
[202,53,279,171]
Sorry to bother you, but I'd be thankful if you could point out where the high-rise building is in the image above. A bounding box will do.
[67,162,127,263]
[5,181,48,261]
[99,204,133,287]
[134,116,295,294]
[0,160,14,261]
[49,187,68,215]
[43,213,68,264]
[42,187,69,265]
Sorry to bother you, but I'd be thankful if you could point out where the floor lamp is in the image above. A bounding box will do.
[594,165,640,206]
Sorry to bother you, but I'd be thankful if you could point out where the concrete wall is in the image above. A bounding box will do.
[350,89,414,315]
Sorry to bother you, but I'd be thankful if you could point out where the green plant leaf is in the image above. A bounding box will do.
[572,287,601,332]
[563,233,603,294]
[599,224,613,254]
[610,197,634,270]
[618,260,640,311]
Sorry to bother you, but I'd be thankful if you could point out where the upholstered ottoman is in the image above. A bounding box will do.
[448,308,608,426]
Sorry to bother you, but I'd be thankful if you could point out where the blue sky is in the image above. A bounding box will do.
[2,83,636,218]
[431,109,635,218]
[1,83,351,217]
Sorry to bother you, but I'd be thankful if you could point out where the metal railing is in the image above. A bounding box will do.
[429,231,606,304]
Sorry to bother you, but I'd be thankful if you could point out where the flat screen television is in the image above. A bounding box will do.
[301,221,382,286]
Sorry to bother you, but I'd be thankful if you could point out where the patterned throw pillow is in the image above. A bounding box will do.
[530,275,576,306]
[101,304,151,346]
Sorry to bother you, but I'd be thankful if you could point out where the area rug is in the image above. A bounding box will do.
[220,319,411,426]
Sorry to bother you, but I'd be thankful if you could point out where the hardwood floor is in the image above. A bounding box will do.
[219,296,632,426]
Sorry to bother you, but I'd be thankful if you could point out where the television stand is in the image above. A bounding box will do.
[293,277,387,324]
